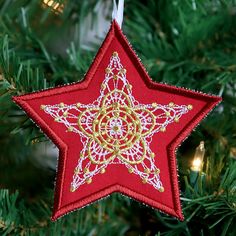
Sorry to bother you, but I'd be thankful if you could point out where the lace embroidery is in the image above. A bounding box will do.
[41,52,193,193]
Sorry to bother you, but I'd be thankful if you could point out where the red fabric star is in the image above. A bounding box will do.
[13,21,221,221]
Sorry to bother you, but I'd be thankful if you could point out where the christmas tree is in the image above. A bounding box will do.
[0,0,235,235]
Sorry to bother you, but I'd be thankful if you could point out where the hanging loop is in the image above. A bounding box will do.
[112,0,124,28]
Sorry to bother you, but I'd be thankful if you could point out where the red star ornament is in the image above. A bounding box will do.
[13,21,221,221]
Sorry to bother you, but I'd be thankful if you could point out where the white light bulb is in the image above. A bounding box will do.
[192,158,202,171]
[191,141,205,172]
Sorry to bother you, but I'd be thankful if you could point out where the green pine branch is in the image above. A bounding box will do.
[0,0,235,235]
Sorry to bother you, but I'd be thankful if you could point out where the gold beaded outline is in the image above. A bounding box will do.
[118,138,147,164]
[93,107,142,151]
[101,89,132,107]
[133,107,157,137]
[77,108,99,138]
[87,139,115,164]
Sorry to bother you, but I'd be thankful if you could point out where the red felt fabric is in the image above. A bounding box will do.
[13,20,221,221]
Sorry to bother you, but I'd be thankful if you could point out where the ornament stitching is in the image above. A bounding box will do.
[41,52,192,193]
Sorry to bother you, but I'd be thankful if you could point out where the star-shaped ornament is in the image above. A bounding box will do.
[13,21,221,220]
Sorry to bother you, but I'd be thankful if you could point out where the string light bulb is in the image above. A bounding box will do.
[42,0,64,13]
[191,141,205,172]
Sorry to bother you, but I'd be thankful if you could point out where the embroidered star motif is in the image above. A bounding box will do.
[41,52,192,193]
